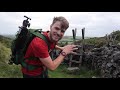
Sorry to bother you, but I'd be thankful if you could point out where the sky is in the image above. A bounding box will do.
[0,12,120,37]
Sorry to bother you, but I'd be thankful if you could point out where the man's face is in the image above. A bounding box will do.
[50,21,66,42]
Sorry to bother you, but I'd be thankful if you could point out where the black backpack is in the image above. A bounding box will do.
[9,28,49,64]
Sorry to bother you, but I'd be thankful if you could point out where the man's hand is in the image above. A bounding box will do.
[62,45,78,55]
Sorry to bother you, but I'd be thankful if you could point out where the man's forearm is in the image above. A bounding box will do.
[52,52,66,70]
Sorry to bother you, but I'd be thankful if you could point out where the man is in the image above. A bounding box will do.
[22,16,78,78]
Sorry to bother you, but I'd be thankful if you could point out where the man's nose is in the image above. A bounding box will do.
[57,30,61,35]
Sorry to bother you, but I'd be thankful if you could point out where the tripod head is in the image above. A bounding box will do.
[22,15,31,28]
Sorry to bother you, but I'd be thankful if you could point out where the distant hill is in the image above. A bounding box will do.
[3,34,15,39]
[0,35,13,48]
[58,30,120,47]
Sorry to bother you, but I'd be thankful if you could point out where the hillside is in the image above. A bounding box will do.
[0,34,13,63]
[0,35,13,48]
[0,30,120,78]
[0,35,22,78]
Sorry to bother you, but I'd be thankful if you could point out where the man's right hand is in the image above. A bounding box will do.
[62,45,78,55]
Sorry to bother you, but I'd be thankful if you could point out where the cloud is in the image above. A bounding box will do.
[0,12,120,37]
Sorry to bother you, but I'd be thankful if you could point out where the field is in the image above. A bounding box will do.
[49,64,99,78]
[0,62,99,78]
[0,34,100,78]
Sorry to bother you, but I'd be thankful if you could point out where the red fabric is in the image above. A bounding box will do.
[22,31,56,76]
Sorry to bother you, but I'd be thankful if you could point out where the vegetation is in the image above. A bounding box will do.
[84,37,107,47]
[0,63,22,78]
[0,35,12,48]
[49,65,99,78]
[0,36,22,78]
[0,34,98,78]
[111,30,120,42]
[0,30,120,78]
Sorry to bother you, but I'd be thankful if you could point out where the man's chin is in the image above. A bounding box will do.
[52,39,60,42]
[53,40,59,42]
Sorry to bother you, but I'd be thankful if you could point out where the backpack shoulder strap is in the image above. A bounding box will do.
[29,29,50,50]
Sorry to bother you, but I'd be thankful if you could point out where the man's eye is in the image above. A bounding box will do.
[55,27,59,30]
[61,30,65,33]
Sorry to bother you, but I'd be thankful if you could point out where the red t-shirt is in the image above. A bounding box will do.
[22,31,56,76]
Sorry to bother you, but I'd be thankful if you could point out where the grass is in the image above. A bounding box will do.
[0,62,22,78]
[48,64,100,78]
[0,49,99,78]
[0,62,100,78]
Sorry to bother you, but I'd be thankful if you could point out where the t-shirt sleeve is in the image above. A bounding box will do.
[31,37,49,58]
